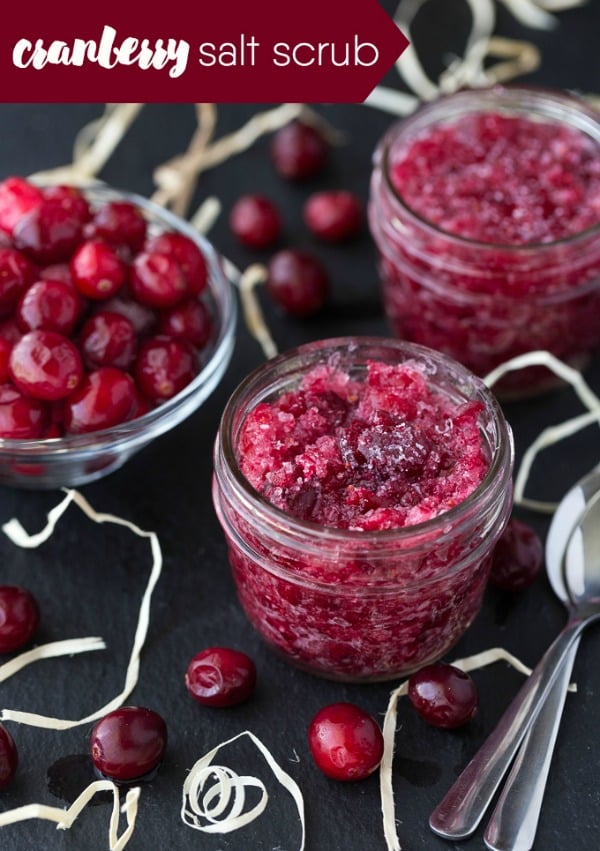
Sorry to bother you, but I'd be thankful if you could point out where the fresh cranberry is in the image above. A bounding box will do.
[13,199,83,264]
[129,388,153,420]
[43,184,91,224]
[408,663,479,728]
[308,702,384,781]
[145,232,208,295]
[40,263,73,285]
[17,279,81,335]
[158,299,212,348]
[87,201,147,252]
[304,191,362,242]
[0,585,40,652]
[102,291,157,337]
[79,311,137,370]
[0,723,18,790]
[63,367,135,434]
[185,647,256,708]
[9,330,83,401]
[135,336,197,402]
[271,121,328,180]
[70,240,126,300]
[229,195,281,248]
[0,338,10,382]
[0,177,43,236]
[0,248,37,316]
[267,249,328,317]
[90,706,167,782]
[130,251,188,308]
[490,517,543,591]
[0,383,48,438]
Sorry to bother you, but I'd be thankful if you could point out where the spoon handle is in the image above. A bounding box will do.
[483,638,579,851]
[429,617,585,839]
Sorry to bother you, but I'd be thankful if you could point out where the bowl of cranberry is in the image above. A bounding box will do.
[0,177,236,488]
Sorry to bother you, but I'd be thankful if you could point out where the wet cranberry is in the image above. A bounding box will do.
[408,663,478,728]
[9,330,83,401]
[88,201,147,252]
[271,121,328,180]
[229,195,281,248]
[304,190,362,242]
[0,723,18,790]
[0,383,48,438]
[90,706,167,782]
[158,299,212,348]
[308,702,383,781]
[135,336,197,402]
[490,517,543,591]
[13,199,83,264]
[145,232,208,295]
[0,586,40,652]
[130,251,188,308]
[79,311,137,370]
[70,240,126,300]
[43,184,91,224]
[0,177,43,236]
[17,279,81,335]
[63,367,135,434]
[267,249,328,317]
[0,247,37,316]
[185,647,256,707]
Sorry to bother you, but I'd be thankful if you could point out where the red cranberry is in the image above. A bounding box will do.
[135,336,197,402]
[0,723,18,790]
[17,279,81,335]
[40,263,73,285]
[271,121,328,180]
[90,706,167,782]
[490,517,543,591]
[304,190,362,242]
[129,388,153,420]
[79,311,137,370]
[43,184,91,224]
[229,195,281,249]
[145,232,208,295]
[308,702,383,781]
[70,240,126,300]
[9,330,83,401]
[158,299,212,348]
[63,367,135,434]
[13,199,83,264]
[267,249,328,317]
[408,663,478,728]
[185,647,256,708]
[88,201,147,252]
[0,585,40,652]
[102,291,157,337]
[0,248,37,316]
[130,251,188,308]
[0,177,43,235]
[0,383,48,438]
[0,338,10,382]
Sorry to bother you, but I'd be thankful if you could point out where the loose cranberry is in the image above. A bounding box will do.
[229,195,281,248]
[158,299,212,348]
[185,647,256,708]
[130,251,188,308]
[490,517,543,591]
[70,240,126,300]
[145,232,208,295]
[88,201,147,252]
[90,706,167,782]
[0,177,43,236]
[135,336,197,402]
[9,330,83,401]
[63,367,135,434]
[0,723,18,790]
[304,190,362,242]
[43,184,91,224]
[267,249,328,317]
[0,585,40,652]
[13,199,83,264]
[308,702,384,781]
[0,338,10,382]
[271,121,328,180]
[408,663,479,728]
[0,383,48,438]
[0,247,37,316]
[79,311,137,370]
[17,279,82,335]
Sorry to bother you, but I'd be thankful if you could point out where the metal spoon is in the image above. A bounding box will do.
[430,475,600,841]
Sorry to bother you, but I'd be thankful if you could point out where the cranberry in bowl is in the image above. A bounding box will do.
[213,337,513,682]
[0,181,236,488]
[369,87,600,398]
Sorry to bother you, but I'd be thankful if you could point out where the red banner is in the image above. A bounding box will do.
[0,0,408,103]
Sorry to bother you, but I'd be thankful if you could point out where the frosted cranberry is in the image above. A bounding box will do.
[308,702,383,781]
[90,706,167,782]
[79,311,137,370]
[88,201,147,252]
[267,249,328,317]
[0,383,47,438]
[70,240,126,300]
[63,367,135,434]
[13,199,83,264]
[0,247,37,316]
[0,586,40,653]
[17,279,81,335]
[0,338,10,382]
[490,517,543,591]
[145,232,208,295]
[130,252,188,308]
[229,195,281,248]
[135,336,197,402]
[158,299,212,348]
[185,647,256,707]
[0,724,18,790]
[271,121,328,180]
[9,330,83,401]
[0,177,43,235]
[43,184,91,223]
[102,291,157,337]
[304,190,362,242]
[408,663,478,728]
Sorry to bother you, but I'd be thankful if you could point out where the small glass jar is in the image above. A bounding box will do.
[213,337,514,682]
[369,87,600,397]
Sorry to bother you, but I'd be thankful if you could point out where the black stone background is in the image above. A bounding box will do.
[1,1,600,849]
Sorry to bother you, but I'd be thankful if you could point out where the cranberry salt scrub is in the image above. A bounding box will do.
[213,338,513,681]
